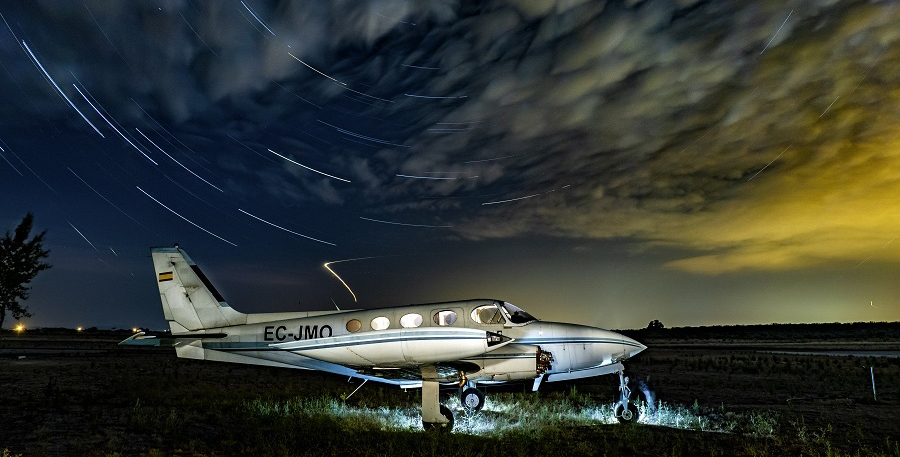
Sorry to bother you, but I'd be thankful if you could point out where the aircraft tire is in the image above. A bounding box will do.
[615,402,639,423]
[460,387,485,412]
[423,405,454,432]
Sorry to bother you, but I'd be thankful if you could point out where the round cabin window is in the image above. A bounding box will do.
[432,310,457,326]
[371,316,390,331]
[400,313,423,328]
[346,319,361,333]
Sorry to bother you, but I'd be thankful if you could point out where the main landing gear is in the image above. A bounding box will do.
[614,370,639,423]
[460,383,485,412]
[421,380,454,431]
[421,379,486,431]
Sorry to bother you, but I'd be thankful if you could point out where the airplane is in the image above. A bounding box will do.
[120,246,647,430]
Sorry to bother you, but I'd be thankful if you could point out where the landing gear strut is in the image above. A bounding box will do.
[421,379,454,431]
[614,370,639,423]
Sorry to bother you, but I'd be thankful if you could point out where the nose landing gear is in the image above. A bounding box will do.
[614,370,639,423]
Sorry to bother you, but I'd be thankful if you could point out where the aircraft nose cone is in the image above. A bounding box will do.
[622,336,647,358]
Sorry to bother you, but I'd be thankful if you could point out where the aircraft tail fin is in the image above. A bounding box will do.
[151,246,247,332]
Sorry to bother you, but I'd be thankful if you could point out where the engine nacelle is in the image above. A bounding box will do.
[465,344,552,382]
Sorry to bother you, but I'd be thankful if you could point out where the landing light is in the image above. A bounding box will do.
[76,327,83,332]
[132,327,138,333]
[14,324,25,332]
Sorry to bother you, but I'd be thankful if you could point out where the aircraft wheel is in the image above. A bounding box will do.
[460,387,485,412]
[615,402,639,424]
[423,405,454,432]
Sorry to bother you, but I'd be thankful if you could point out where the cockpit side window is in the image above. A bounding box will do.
[501,302,537,324]
[471,304,506,325]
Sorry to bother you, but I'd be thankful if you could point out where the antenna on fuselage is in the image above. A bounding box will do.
[331,297,341,311]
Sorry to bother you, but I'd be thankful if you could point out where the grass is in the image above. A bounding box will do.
[112,388,900,457]
[3,337,900,456]
[242,388,782,437]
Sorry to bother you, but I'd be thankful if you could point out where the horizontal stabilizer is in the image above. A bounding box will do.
[118,331,227,347]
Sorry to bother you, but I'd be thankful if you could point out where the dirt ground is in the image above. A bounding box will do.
[1,332,899,456]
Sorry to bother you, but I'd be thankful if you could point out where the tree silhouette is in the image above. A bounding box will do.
[0,213,51,330]
[647,319,665,330]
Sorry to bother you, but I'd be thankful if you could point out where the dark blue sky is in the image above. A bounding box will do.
[2,0,898,330]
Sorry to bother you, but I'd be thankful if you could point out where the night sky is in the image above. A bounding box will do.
[1,0,898,330]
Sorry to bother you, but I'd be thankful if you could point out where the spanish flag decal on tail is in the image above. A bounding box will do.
[158,271,174,282]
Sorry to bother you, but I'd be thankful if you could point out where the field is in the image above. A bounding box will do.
[1,325,900,456]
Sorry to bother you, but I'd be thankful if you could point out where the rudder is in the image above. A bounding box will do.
[152,246,246,332]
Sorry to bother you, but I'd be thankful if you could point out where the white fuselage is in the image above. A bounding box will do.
[184,299,645,385]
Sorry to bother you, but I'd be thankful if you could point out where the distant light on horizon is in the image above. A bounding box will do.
[14,323,25,332]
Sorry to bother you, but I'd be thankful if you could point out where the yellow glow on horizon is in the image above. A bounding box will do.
[76,327,83,332]
[131,327,138,333]
[14,324,25,332]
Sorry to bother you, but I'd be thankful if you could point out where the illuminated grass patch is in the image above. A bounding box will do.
[244,389,779,437]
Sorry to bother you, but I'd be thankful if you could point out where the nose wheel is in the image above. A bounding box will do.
[460,387,485,412]
[615,401,639,423]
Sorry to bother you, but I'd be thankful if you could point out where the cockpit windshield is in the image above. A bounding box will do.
[501,302,537,324]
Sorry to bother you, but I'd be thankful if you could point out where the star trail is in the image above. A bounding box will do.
[1,0,898,329]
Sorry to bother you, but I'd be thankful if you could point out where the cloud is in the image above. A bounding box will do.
[2,0,898,274]
[435,0,900,273]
